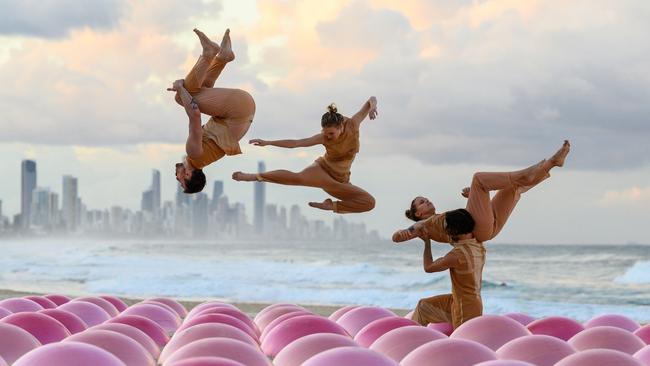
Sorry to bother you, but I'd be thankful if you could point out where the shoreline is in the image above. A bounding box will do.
[0,289,411,317]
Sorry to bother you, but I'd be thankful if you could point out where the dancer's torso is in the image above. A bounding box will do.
[449,238,485,326]
[423,213,452,244]
[187,115,253,169]
[316,119,360,183]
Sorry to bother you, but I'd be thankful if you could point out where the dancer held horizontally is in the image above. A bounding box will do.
[393,140,571,329]
[232,100,378,214]
[168,28,256,193]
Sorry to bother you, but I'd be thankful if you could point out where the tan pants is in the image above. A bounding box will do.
[259,163,376,214]
[466,160,551,242]
[412,294,483,329]
[176,54,256,140]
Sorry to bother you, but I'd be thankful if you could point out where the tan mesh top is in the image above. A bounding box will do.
[315,119,360,183]
[187,117,244,169]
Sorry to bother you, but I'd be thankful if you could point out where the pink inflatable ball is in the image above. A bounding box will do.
[58,300,111,327]
[328,305,360,322]
[336,306,396,337]
[568,325,645,354]
[177,313,259,342]
[261,314,349,357]
[475,361,535,366]
[1,312,71,344]
[74,296,120,317]
[65,329,155,366]
[141,300,182,318]
[147,297,188,318]
[39,308,88,334]
[526,316,585,341]
[254,304,308,333]
[274,333,359,366]
[302,346,398,366]
[167,357,245,366]
[354,316,418,348]
[161,338,271,366]
[634,345,650,366]
[496,335,576,366]
[584,314,640,332]
[100,295,129,312]
[13,341,126,366]
[260,310,312,342]
[255,303,304,320]
[23,296,57,309]
[193,306,259,336]
[401,339,497,366]
[0,298,43,313]
[92,323,161,359]
[634,325,650,344]
[555,349,643,366]
[428,322,454,336]
[160,323,259,364]
[369,325,447,363]
[43,294,71,306]
[450,315,531,351]
[108,315,170,348]
[0,307,10,319]
[0,323,42,364]
[122,303,181,334]
[503,313,536,326]
[186,301,239,320]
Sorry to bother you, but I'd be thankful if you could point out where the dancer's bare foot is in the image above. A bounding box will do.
[549,140,571,167]
[232,171,257,182]
[461,187,470,198]
[194,28,220,57]
[308,198,334,211]
[216,28,235,62]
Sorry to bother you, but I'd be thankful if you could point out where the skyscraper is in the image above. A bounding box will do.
[254,161,266,234]
[192,193,209,237]
[31,188,58,228]
[21,160,37,229]
[151,170,161,215]
[210,180,224,213]
[62,175,78,230]
[141,189,154,213]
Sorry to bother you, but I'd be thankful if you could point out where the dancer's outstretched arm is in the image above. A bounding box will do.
[422,239,459,273]
[168,79,203,158]
[249,134,323,149]
[392,220,428,243]
[350,96,378,127]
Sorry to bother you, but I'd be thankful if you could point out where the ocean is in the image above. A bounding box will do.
[1,238,649,322]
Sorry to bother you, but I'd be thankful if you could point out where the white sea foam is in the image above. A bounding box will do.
[615,261,650,284]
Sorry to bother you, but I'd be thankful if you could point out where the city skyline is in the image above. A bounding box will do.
[0,158,380,242]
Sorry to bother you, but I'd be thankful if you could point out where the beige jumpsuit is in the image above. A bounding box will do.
[412,238,486,329]
[412,160,551,328]
[423,159,552,244]
[178,54,256,169]
[260,118,376,214]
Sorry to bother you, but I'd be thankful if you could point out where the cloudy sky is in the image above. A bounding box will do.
[0,0,648,244]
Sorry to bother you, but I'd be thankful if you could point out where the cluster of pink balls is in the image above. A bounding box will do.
[1,295,650,366]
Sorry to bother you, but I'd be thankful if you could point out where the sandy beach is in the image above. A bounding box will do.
[0,288,411,317]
